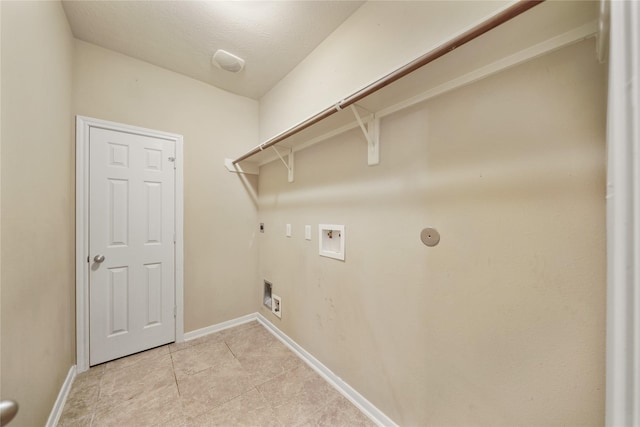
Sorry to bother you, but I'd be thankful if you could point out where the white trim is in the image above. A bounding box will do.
[180,312,396,426]
[606,0,640,425]
[256,314,397,427]
[256,21,597,167]
[183,313,258,341]
[45,365,76,427]
[174,136,185,346]
[224,158,259,175]
[75,116,185,373]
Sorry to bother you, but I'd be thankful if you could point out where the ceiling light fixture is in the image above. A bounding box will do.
[212,49,245,73]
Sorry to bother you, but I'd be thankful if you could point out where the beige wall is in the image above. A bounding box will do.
[0,2,75,426]
[258,0,510,141]
[258,1,597,143]
[257,40,606,426]
[73,41,260,332]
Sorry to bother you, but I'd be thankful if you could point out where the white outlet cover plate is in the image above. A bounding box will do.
[305,225,311,240]
[271,294,282,318]
[286,224,292,237]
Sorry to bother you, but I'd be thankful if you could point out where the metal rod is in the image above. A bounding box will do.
[233,0,544,165]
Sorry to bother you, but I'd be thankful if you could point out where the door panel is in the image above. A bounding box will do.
[108,179,129,246]
[89,127,175,366]
[108,266,129,336]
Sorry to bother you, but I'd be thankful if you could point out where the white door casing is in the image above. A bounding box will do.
[606,1,640,425]
[76,116,184,372]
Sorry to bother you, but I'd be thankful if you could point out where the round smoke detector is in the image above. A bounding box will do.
[212,49,245,73]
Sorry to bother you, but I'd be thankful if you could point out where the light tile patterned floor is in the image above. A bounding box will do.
[58,321,375,426]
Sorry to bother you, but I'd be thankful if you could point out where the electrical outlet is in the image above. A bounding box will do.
[286,224,292,237]
[271,294,282,318]
[305,225,311,240]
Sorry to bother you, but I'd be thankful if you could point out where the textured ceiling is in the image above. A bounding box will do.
[62,1,364,99]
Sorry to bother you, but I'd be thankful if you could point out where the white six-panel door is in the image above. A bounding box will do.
[89,127,176,366]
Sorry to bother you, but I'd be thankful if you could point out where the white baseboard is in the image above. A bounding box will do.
[46,365,76,427]
[256,314,397,427]
[183,312,258,341]
[158,312,396,426]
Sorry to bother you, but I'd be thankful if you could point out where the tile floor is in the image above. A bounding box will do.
[58,321,375,426]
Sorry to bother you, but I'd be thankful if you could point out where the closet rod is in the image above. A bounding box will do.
[232,0,544,165]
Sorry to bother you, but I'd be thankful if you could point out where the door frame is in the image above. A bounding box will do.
[605,0,640,424]
[75,116,184,373]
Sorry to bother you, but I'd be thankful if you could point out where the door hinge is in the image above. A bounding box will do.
[169,156,176,170]
[87,255,90,263]
[174,233,176,243]
[174,306,177,318]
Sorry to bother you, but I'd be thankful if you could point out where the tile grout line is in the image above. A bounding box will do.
[66,322,373,426]
[300,391,342,425]
[234,329,331,426]
[189,326,283,420]
[169,350,182,397]
[254,383,287,426]
[89,366,106,427]
[223,340,239,360]
[168,351,191,425]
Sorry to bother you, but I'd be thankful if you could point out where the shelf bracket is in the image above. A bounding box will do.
[272,146,294,183]
[350,105,380,166]
[224,158,259,175]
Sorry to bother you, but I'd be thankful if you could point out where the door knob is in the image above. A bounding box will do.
[0,400,19,425]
[94,255,105,263]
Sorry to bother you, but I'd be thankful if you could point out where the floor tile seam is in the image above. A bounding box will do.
[174,364,217,382]
[215,323,262,345]
[94,382,181,421]
[178,340,230,360]
[298,391,343,425]
[250,372,286,389]
[268,375,338,417]
[104,344,170,373]
[93,368,107,416]
[287,397,339,427]
[171,335,223,354]
[222,323,272,356]
[228,338,285,361]
[192,386,265,422]
[88,406,97,427]
[224,340,243,359]
[169,349,182,396]
[129,352,175,375]
[97,369,176,404]
[255,384,276,411]
[72,381,99,396]
[257,359,322,397]
[254,363,311,400]
[174,357,246,387]
[246,364,301,390]
[185,384,255,420]
[260,386,306,412]
[234,386,272,409]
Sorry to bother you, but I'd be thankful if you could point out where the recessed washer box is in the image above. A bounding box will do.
[319,224,345,261]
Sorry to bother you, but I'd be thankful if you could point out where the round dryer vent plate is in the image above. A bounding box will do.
[420,227,440,247]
